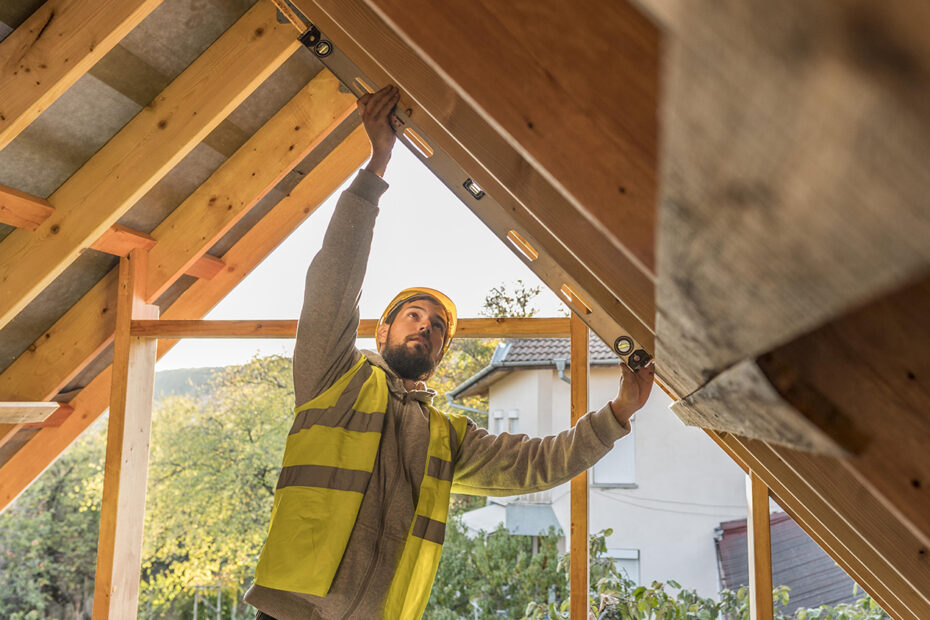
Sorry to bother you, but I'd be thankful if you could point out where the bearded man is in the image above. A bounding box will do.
[244,85,655,619]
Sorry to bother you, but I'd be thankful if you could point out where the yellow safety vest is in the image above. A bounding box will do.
[254,356,468,619]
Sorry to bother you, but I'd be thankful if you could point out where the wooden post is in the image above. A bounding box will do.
[570,313,589,620]
[93,250,159,618]
[747,472,774,620]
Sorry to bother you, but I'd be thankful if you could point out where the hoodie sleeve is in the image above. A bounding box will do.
[451,403,631,496]
[292,169,388,406]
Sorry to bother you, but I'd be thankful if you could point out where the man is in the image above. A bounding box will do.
[244,85,655,619]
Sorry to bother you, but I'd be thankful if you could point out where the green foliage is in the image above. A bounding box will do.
[139,354,294,618]
[0,418,106,619]
[480,280,543,319]
[425,520,565,619]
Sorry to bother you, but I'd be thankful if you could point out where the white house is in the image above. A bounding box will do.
[448,338,748,598]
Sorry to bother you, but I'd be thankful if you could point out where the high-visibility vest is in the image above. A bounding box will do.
[254,355,468,619]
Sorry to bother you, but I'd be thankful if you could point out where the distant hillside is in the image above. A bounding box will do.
[153,367,223,401]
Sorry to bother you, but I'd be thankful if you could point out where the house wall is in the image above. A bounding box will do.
[487,366,747,599]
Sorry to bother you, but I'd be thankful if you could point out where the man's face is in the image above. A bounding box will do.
[378,298,448,381]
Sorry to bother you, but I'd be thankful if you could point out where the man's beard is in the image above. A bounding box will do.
[382,336,437,381]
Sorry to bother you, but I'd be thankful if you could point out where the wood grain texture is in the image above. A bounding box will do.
[656,0,930,396]
[90,224,158,256]
[671,359,848,456]
[20,404,73,428]
[569,314,589,620]
[0,402,61,423]
[0,71,350,406]
[0,184,54,230]
[130,317,571,339]
[0,0,163,151]
[746,473,773,620]
[0,1,300,330]
[0,125,369,512]
[145,70,355,301]
[364,0,659,274]
[760,274,930,551]
[92,251,157,619]
[293,0,656,352]
[718,432,928,620]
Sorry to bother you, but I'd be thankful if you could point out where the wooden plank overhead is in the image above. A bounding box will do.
[290,0,657,352]
[717,432,930,620]
[0,124,370,511]
[362,0,659,274]
[0,0,301,330]
[0,0,163,151]
[0,402,61,424]
[656,0,930,397]
[0,184,53,230]
[0,69,355,406]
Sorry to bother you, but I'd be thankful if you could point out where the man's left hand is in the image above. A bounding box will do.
[609,362,655,426]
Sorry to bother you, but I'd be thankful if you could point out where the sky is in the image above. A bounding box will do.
[156,142,567,370]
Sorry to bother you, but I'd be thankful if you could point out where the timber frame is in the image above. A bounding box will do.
[1,0,928,618]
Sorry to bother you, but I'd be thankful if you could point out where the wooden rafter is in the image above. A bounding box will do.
[362,0,659,273]
[90,224,226,280]
[0,0,163,151]
[0,70,354,406]
[0,124,370,512]
[290,0,656,353]
[716,431,930,620]
[0,0,300,330]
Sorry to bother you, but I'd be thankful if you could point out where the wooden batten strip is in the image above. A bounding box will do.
[746,473,774,620]
[0,401,63,424]
[20,404,74,428]
[569,314,590,620]
[129,317,571,339]
[0,125,370,512]
[0,0,300,331]
[0,0,163,151]
[0,184,55,230]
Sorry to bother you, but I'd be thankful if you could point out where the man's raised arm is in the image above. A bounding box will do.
[292,86,400,404]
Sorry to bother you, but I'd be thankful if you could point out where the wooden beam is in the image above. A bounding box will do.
[90,224,226,280]
[129,317,572,339]
[757,274,930,550]
[0,124,369,512]
[569,313,589,620]
[717,432,929,620]
[0,402,61,424]
[0,0,300,330]
[0,0,163,151]
[362,0,659,274]
[93,250,158,619]
[291,0,656,352]
[656,1,930,397]
[0,70,352,405]
[0,184,54,230]
[746,472,773,620]
[144,69,355,302]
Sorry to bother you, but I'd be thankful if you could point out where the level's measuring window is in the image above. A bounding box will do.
[506,230,538,261]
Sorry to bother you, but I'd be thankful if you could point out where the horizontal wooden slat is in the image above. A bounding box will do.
[90,224,157,255]
[20,404,73,428]
[0,184,54,230]
[0,0,300,330]
[0,402,61,424]
[182,254,225,280]
[0,124,370,511]
[0,0,163,151]
[129,317,571,339]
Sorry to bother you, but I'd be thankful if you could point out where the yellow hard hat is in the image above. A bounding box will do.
[377,287,457,356]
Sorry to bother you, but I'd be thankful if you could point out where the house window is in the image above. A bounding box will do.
[592,422,635,486]
[493,409,505,434]
[507,409,519,433]
[607,548,640,584]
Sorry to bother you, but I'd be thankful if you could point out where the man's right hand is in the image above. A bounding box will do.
[357,84,401,177]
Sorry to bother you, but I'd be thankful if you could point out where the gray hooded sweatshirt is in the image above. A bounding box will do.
[244,169,630,619]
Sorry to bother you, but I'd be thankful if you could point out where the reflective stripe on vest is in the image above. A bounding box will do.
[253,355,469,616]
